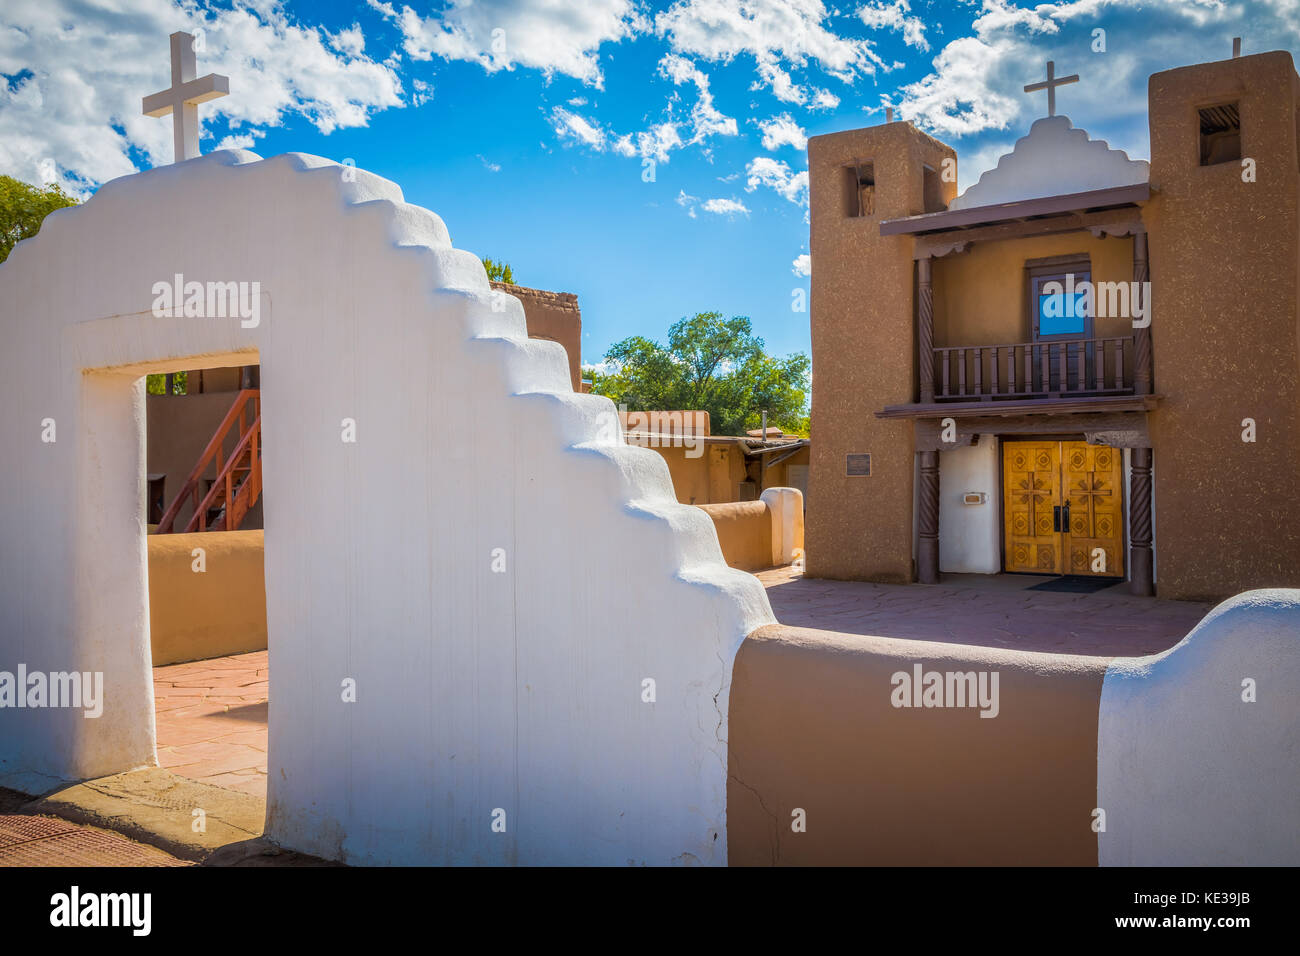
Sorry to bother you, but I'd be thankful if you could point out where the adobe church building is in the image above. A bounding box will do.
[807,49,1300,602]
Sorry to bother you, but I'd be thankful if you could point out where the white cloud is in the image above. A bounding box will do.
[411,78,433,106]
[677,188,699,217]
[215,130,265,151]
[368,0,644,88]
[744,156,809,206]
[700,197,749,216]
[658,54,738,144]
[477,153,502,172]
[810,88,840,110]
[892,0,1295,142]
[0,0,404,189]
[550,107,608,148]
[655,0,886,104]
[756,113,807,151]
[792,253,811,276]
[636,121,684,163]
[857,1,930,51]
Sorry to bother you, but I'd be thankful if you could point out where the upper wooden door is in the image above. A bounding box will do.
[1002,440,1124,577]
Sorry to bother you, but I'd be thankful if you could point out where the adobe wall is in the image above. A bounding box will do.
[728,588,1300,865]
[728,624,1106,865]
[699,488,804,572]
[148,531,267,665]
[0,150,774,864]
[699,501,773,572]
[807,123,956,583]
[492,281,582,392]
[1145,51,1300,601]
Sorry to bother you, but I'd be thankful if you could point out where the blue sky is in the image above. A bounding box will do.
[3,0,1298,369]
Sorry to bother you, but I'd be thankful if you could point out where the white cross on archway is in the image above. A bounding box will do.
[1024,60,1079,118]
[142,32,229,163]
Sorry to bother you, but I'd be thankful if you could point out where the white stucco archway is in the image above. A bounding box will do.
[0,150,774,865]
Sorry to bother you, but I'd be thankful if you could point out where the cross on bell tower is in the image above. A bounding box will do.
[1024,60,1079,118]
[142,32,229,163]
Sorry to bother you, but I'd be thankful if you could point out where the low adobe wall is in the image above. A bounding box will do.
[728,589,1300,866]
[148,531,267,666]
[699,488,804,572]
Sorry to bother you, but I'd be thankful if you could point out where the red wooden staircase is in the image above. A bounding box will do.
[156,389,262,533]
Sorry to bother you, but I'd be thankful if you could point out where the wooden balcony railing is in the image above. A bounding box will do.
[930,336,1136,402]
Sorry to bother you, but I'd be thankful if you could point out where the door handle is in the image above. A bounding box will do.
[1053,505,1061,532]
[1062,502,1070,532]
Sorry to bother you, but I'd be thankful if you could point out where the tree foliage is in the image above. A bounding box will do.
[588,312,810,437]
[0,175,78,264]
[482,258,515,284]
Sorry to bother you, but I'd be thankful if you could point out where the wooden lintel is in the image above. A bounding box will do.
[876,394,1161,419]
[914,208,1145,259]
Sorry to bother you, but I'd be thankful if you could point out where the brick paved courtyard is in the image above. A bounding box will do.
[756,567,1213,657]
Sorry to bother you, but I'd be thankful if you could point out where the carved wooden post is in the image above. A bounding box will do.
[1130,447,1154,596]
[918,256,935,403]
[918,450,940,584]
[1133,230,1152,395]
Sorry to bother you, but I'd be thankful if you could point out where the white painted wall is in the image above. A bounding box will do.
[0,150,774,864]
[1098,589,1300,865]
[938,436,1001,574]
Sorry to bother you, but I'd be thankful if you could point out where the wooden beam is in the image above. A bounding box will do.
[877,394,1160,419]
[881,182,1150,237]
[914,208,1145,259]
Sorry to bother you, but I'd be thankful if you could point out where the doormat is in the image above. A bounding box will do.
[1028,576,1121,594]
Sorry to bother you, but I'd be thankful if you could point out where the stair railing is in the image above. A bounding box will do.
[155,389,261,533]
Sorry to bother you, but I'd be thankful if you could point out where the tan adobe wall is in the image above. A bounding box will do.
[492,281,582,391]
[1144,51,1300,601]
[807,123,956,583]
[148,530,267,665]
[698,500,774,571]
[728,624,1106,865]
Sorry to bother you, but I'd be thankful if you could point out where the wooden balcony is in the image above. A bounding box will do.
[932,336,1135,402]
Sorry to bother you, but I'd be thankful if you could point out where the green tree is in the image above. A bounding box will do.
[482,257,515,284]
[589,312,810,437]
[0,175,78,264]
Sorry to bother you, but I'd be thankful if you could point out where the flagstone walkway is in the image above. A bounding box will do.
[153,651,268,798]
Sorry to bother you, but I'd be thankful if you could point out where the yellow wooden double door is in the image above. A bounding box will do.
[1002,441,1124,577]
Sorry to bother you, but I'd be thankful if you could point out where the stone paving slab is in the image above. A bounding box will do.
[155,650,267,800]
[758,567,1212,658]
[27,768,264,862]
